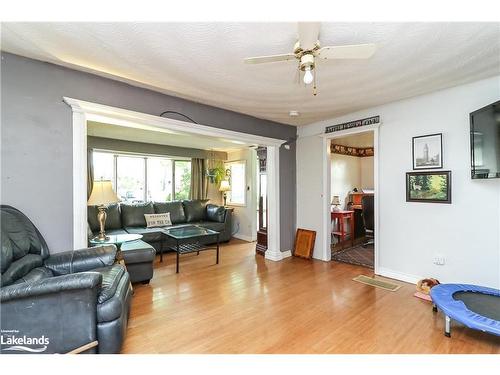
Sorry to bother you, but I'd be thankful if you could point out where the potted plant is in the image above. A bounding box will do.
[206,165,226,184]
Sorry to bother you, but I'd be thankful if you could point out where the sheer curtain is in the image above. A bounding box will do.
[190,158,207,200]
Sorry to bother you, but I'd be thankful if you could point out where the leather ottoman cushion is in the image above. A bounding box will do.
[153,201,186,224]
[124,227,164,243]
[182,199,209,222]
[120,240,156,264]
[121,203,154,227]
[88,204,122,232]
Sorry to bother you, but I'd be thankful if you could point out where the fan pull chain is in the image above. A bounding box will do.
[313,66,318,96]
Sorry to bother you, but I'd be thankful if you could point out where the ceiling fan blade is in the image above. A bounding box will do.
[297,22,320,50]
[318,43,377,59]
[244,53,296,64]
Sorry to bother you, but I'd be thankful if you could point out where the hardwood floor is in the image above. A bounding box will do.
[121,240,500,354]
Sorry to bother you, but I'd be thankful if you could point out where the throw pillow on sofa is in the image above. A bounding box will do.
[144,213,172,228]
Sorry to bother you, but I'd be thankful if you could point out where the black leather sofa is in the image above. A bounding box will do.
[88,199,233,252]
[1,205,132,354]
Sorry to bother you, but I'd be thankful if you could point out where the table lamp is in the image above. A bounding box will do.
[331,195,341,212]
[219,180,231,206]
[87,180,120,241]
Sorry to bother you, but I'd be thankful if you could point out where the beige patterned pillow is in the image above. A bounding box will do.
[144,213,172,228]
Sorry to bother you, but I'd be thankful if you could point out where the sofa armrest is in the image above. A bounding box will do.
[0,273,101,354]
[44,245,117,275]
[206,204,232,223]
[223,207,233,222]
[1,272,102,302]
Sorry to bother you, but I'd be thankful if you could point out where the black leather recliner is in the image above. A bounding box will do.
[0,205,132,354]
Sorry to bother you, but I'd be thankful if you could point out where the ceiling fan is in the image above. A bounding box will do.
[244,22,376,95]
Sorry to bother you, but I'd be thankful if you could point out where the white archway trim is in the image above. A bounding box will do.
[64,97,286,258]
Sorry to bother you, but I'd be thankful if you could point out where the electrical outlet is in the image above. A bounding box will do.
[433,256,445,266]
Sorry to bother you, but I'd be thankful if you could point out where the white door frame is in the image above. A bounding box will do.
[320,124,380,273]
[63,97,287,261]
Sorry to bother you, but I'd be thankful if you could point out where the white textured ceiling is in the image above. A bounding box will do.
[87,121,254,151]
[2,22,499,125]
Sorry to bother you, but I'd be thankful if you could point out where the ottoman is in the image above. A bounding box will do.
[120,240,156,284]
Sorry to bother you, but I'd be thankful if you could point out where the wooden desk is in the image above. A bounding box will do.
[331,210,355,248]
[350,192,374,210]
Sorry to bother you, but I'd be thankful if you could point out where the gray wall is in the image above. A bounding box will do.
[88,136,228,160]
[1,52,297,253]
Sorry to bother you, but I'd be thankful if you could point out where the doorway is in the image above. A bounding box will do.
[320,124,379,272]
[330,131,375,268]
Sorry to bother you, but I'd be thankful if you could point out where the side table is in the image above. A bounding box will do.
[331,210,355,249]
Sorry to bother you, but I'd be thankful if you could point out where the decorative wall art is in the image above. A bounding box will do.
[406,171,451,204]
[412,133,443,170]
[330,144,374,157]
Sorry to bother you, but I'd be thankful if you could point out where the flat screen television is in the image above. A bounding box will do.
[470,100,500,179]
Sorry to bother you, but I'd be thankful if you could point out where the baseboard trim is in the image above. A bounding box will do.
[265,249,292,262]
[376,267,421,285]
[232,234,255,242]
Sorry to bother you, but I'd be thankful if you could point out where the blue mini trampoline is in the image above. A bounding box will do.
[430,283,500,337]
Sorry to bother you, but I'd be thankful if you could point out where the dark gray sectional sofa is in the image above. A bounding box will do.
[88,199,233,252]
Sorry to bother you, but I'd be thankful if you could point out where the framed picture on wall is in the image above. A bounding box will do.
[412,133,443,170]
[406,171,451,204]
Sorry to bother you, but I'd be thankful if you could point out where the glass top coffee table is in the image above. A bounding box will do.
[161,225,220,273]
[89,233,143,247]
[89,233,143,265]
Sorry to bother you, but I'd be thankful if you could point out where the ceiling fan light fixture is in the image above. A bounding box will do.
[300,53,315,85]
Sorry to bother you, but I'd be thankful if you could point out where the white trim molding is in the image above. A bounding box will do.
[72,110,89,249]
[63,97,287,255]
[321,124,381,272]
[265,145,283,261]
[377,267,421,285]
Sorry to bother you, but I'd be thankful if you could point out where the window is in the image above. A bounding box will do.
[117,156,145,203]
[147,158,173,201]
[92,151,191,203]
[93,152,114,182]
[174,160,191,201]
[225,160,246,206]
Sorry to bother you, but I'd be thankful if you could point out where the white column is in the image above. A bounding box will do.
[265,145,283,261]
[321,136,332,261]
[72,109,88,249]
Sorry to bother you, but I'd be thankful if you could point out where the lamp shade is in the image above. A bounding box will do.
[331,195,341,205]
[219,180,231,192]
[88,180,120,206]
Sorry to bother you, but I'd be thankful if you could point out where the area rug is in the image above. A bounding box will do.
[352,275,401,292]
[331,243,374,268]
